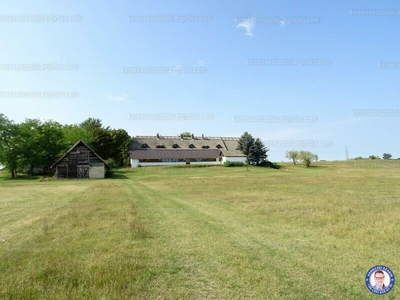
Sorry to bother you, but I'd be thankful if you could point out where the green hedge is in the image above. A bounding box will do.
[224,161,245,167]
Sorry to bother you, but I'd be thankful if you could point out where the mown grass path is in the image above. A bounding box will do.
[122,163,400,299]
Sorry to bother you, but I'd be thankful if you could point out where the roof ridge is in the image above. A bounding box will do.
[51,140,109,168]
[134,136,240,140]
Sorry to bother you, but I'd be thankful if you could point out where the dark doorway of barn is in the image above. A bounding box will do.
[57,165,68,178]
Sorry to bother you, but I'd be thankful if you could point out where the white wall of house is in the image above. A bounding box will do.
[130,159,222,168]
[138,162,186,167]
[131,157,249,168]
[131,159,139,168]
[190,161,222,165]
[222,156,247,163]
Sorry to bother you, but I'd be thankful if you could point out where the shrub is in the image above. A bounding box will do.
[105,168,115,178]
[259,161,281,169]
[106,158,117,168]
[166,164,217,169]
[224,161,244,167]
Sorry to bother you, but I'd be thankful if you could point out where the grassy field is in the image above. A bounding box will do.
[1,161,400,299]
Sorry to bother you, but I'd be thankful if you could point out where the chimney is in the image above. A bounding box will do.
[191,133,195,141]
[202,133,204,140]
[180,133,183,140]
[156,133,159,140]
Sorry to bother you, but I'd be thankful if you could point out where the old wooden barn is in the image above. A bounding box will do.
[51,140,108,179]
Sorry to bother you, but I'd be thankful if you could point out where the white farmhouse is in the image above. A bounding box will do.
[129,133,246,168]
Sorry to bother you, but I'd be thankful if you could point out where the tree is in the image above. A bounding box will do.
[15,119,66,175]
[236,132,268,166]
[108,129,131,166]
[33,120,65,171]
[79,118,110,159]
[0,114,132,177]
[80,118,131,166]
[285,150,299,165]
[298,151,318,167]
[62,124,93,147]
[252,138,268,165]
[0,114,20,178]
[383,153,392,160]
[0,116,62,177]
[80,117,103,132]
[236,132,255,165]
[368,155,379,160]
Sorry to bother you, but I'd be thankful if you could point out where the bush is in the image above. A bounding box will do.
[368,155,380,160]
[259,161,281,169]
[224,161,244,167]
[166,164,218,169]
[106,158,118,168]
[105,168,115,178]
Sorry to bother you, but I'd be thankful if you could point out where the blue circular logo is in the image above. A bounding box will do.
[365,265,395,295]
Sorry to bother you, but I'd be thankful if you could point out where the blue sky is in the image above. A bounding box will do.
[1,0,399,162]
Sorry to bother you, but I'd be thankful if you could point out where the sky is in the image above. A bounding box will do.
[0,0,399,162]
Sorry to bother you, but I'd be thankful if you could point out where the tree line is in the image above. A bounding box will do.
[353,153,398,160]
[0,114,131,178]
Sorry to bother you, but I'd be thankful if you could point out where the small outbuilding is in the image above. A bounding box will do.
[51,140,108,179]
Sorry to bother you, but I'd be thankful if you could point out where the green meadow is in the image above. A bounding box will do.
[1,161,400,299]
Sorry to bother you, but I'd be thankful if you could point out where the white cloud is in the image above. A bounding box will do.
[237,17,256,36]
[105,93,128,102]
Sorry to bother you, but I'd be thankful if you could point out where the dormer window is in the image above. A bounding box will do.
[141,143,150,148]
[202,145,210,149]
[156,144,165,148]
[188,144,195,149]
[172,144,180,149]
[216,144,223,149]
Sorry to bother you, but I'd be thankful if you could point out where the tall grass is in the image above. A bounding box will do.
[0,161,399,299]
